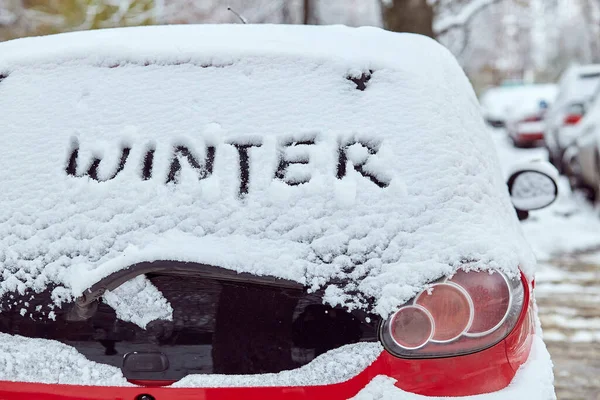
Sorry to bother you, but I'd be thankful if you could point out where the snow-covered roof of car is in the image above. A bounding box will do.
[0,24,534,317]
[482,84,557,121]
[504,84,558,120]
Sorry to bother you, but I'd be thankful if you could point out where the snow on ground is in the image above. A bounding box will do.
[534,257,600,399]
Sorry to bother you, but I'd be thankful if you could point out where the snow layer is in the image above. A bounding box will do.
[102,275,173,329]
[0,24,534,317]
[351,335,555,400]
[556,64,600,107]
[173,342,383,388]
[481,84,556,122]
[0,332,381,388]
[0,333,129,386]
[506,84,557,119]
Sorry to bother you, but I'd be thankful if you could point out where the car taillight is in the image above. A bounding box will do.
[521,115,542,123]
[389,306,434,349]
[415,283,473,342]
[564,114,583,125]
[380,269,525,358]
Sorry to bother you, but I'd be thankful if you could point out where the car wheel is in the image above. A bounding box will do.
[556,150,566,174]
[570,175,597,203]
[582,185,597,203]
[511,137,524,148]
[547,149,558,169]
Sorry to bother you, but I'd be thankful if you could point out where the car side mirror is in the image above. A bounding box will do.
[507,163,558,220]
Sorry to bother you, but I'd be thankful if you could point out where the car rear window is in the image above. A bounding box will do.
[579,72,600,80]
[0,261,379,381]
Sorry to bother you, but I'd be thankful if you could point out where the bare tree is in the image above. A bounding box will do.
[302,0,312,24]
[434,0,504,36]
[380,0,435,37]
[380,0,504,40]
[579,0,600,62]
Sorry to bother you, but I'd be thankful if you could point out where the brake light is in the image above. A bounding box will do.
[380,269,524,358]
[564,114,583,125]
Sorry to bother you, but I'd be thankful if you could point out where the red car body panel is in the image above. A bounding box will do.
[0,275,534,400]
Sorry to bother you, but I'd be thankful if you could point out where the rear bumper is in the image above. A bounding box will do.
[0,307,538,400]
[352,335,555,400]
[518,132,545,141]
[514,132,545,146]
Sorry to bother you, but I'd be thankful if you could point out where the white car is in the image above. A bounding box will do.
[0,25,555,399]
[504,84,558,148]
[544,64,600,171]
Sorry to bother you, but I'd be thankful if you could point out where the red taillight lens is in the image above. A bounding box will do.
[450,270,511,336]
[564,114,583,125]
[415,283,472,342]
[380,269,525,358]
[521,115,542,123]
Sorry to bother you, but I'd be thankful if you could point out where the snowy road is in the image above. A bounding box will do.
[537,258,600,399]
[492,130,600,400]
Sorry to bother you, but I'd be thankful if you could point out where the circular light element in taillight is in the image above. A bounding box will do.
[388,305,434,350]
[415,283,473,343]
[449,270,511,337]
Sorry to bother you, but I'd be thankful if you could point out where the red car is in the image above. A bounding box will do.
[0,25,556,399]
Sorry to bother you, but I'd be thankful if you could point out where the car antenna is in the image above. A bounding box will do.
[227,7,248,24]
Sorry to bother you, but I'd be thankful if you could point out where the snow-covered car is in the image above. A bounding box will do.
[480,84,554,129]
[544,64,600,171]
[0,25,556,399]
[480,86,521,128]
[504,84,557,148]
[563,84,600,202]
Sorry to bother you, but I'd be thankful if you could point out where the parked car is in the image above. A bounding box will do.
[563,84,600,202]
[480,85,527,128]
[505,84,557,148]
[544,64,600,171]
[0,25,556,399]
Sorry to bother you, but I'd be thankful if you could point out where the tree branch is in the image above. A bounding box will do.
[434,0,503,36]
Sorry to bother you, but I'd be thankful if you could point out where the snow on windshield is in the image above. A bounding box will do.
[0,24,534,319]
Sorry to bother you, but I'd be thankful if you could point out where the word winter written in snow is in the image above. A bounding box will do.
[65,136,391,196]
